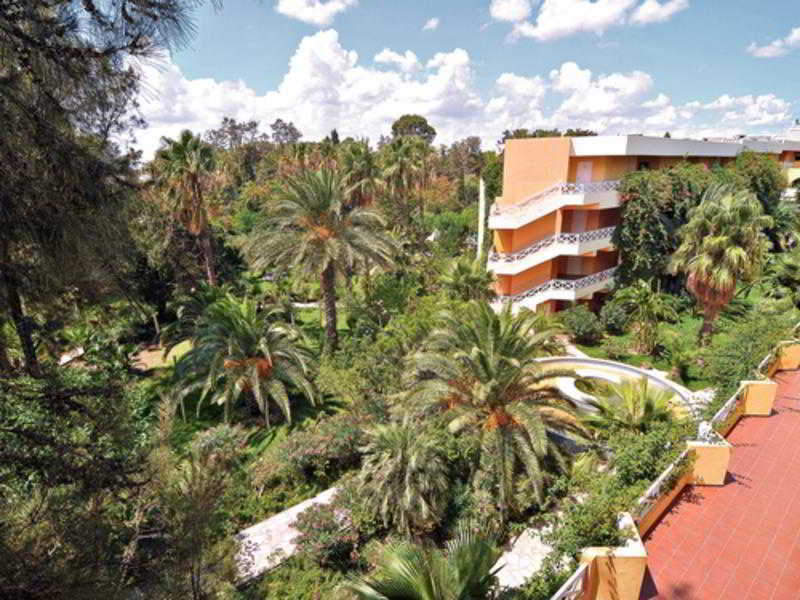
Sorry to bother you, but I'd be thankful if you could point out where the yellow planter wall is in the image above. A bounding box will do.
[687,441,731,486]
[582,514,647,600]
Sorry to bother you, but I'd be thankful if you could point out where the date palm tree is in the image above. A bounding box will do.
[174,296,315,425]
[152,130,219,286]
[160,283,228,356]
[344,526,501,600]
[381,136,430,228]
[358,422,450,538]
[670,184,772,343]
[239,168,396,351]
[440,257,496,302]
[408,302,581,525]
[609,279,677,354]
[581,377,676,436]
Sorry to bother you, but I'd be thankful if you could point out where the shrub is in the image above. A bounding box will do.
[603,338,630,361]
[253,555,347,599]
[292,501,359,569]
[561,305,603,345]
[599,301,629,335]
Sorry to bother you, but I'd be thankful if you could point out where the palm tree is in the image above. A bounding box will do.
[340,140,383,207]
[409,302,580,524]
[160,283,228,356]
[344,526,501,600]
[381,136,430,228]
[440,257,496,302]
[762,249,800,307]
[581,378,675,436]
[174,296,315,424]
[669,184,773,343]
[152,130,219,286]
[609,280,677,354]
[240,168,396,351]
[358,422,450,538]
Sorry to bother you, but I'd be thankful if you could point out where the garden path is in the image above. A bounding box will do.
[493,526,553,589]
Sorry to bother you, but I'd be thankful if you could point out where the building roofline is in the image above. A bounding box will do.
[561,134,800,157]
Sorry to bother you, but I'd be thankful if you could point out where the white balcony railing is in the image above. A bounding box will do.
[488,226,616,265]
[490,180,621,217]
[497,266,617,305]
[549,562,589,600]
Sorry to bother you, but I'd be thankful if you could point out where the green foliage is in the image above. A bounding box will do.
[704,308,798,410]
[608,421,690,486]
[440,256,495,302]
[251,556,348,600]
[581,378,675,437]
[731,151,787,217]
[423,208,476,255]
[603,337,631,361]
[610,280,677,354]
[358,422,451,537]
[292,501,361,569]
[391,114,437,144]
[560,304,604,345]
[345,526,501,600]
[481,153,504,203]
[599,301,629,335]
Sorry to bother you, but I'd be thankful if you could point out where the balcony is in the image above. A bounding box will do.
[489,180,621,230]
[494,266,617,311]
[488,226,616,275]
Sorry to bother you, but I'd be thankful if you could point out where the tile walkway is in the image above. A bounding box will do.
[640,370,800,600]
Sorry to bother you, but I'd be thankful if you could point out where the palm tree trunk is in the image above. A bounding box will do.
[200,228,217,286]
[698,313,715,345]
[320,263,338,352]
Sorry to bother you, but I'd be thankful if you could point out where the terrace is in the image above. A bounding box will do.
[639,369,800,600]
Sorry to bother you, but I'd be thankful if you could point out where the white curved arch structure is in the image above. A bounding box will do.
[536,356,699,419]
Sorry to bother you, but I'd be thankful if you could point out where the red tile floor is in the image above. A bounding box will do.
[640,370,800,600]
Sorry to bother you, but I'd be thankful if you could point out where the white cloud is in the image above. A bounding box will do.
[493,0,686,41]
[131,32,793,158]
[374,48,420,73]
[422,17,440,31]
[629,0,688,25]
[489,0,532,22]
[747,27,800,58]
[274,0,357,26]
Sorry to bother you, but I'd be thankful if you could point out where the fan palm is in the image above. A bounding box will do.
[762,250,800,307]
[440,257,496,302]
[581,378,675,436]
[340,140,383,207]
[409,302,580,523]
[239,168,396,351]
[174,296,315,425]
[358,422,450,538]
[609,280,677,354]
[669,184,772,343]
[152,130,219,285]
[344,526,501,600]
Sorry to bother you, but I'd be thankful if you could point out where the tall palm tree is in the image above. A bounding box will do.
[609,279,677,354]
[340,140,383,207]
[358,422,450,538]
[152,130,219,286]
[174,296,315,425]
[240,168,396,351]
[409,302,580,524]
[581,377,675,436]
[381,136,430,228]
[344,526,501,600]
[669,184,772,343]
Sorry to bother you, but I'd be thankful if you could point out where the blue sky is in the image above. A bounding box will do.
[134,1,800,155]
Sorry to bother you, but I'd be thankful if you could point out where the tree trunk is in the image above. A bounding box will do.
[0,317,12,372]
[698,313,715,346]
[200,228,217,286]
[0,265,40,376]
[320,263,338,352]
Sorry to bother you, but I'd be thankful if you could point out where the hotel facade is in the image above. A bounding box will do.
[488,135,800,313]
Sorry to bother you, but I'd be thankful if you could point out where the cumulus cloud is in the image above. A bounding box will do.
[374,48,420,73]
[629,0,688,25]
[489,0,532,22]
[274,0,357,26]
[747,27,800,58]
[492,0,686,41]
[131,31,793,158]
[422,17,440,31]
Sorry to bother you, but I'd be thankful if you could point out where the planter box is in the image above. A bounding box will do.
[581,513,647,600]
[687,439,731,486]
[741,380,778,416]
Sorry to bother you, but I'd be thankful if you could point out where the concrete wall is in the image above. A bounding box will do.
[495,259,557,295]
[493,211,559,253]
[500,138,571,207]
[636,472,693,536]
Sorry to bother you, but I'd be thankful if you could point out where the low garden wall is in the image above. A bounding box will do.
[551,339,800,600]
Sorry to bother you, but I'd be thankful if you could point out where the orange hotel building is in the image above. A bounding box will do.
[488,134,800,313]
